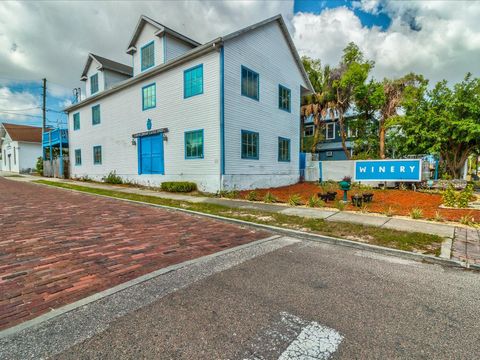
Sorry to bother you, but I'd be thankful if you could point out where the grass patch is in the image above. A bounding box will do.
[4,174,24,177]
[34,180,443,255]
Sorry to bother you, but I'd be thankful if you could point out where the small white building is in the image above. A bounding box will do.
[65,15,314,192]
[0,123,43,173]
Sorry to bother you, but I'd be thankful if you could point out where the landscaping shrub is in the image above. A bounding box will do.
[161,181,197,193]
[263,192,278,203]
[459,214,475,226]
[434,211,444,222]
[442,184,457,207]
[288,194,303,206]
[246,190,258,201]
[219,189,239,199]
[457,184,474,208]
[383,206,394,217]
[410,208,423,219]
[307,195,323,208]
[103,171,123,184]
[36,156,44,175]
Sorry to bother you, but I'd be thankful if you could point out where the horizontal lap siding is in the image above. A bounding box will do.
[165,34,195,61]
[68,50,221,192]
[223,22,303,181]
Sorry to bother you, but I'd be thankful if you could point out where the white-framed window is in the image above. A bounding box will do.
[347,126,358,138]
[325,123,335,140]
[304,124,314,137]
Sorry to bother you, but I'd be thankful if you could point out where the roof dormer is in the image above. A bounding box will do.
[126,15,200,76]
[80,53,133,98]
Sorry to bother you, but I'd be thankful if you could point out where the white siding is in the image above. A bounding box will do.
[104,69,130,90]
[69,50,221,192]
[132,23,164,76]
[18,142,42,172]
[84,60,104,98]
[0,137,38,173]
[222,21,305,190]
[165,34,195,61]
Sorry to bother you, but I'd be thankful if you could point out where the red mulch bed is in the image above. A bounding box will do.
[239,183,480,223]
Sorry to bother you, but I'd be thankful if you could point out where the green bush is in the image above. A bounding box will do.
[288,194,303,206]
[307,195,324,208]
[263,192,278,203]
[410,208,423,219]
[102,171,123,184]
[219,189,239,199]
[246,190,258,201]
[161,181,197,193]
[457,184,474,208]
[442,184,457,207]
[36,156,44,175]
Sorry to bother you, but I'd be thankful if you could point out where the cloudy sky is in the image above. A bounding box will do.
[1,0,479,126]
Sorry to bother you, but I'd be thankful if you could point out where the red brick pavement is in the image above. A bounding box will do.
[0,178,270,330]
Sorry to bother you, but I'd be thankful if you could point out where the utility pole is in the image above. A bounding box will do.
[42,78,46,132]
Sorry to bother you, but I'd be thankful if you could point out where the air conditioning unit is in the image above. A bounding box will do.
[326,151,333,157]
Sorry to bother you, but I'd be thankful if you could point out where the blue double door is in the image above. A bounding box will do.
[138,133,164,174]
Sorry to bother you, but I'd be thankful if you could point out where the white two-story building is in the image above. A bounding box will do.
[65,14,313,192]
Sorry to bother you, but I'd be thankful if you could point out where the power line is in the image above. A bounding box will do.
[0,110,43,119]
[0,107,42,112]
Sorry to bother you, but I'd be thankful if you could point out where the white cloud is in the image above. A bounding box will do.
[0,0,292,91]
[293,1,480,85]
[0,86,42,122]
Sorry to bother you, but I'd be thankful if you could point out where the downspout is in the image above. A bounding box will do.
[219,44,225,191]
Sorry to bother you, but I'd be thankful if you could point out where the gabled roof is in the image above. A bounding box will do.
[222,14,314,93]
[80,53,133,80]
[1,123,43,143]
[67,14,313,112]
[126,15,201,54]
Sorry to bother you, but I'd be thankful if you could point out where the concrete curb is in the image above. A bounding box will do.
[34,181,476,272]
[0,234,282,339]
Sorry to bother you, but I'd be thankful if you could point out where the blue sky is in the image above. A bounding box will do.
[0,79,69,128]
[294,0,391,29]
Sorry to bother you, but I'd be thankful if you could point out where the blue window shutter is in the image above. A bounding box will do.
[90,73,99,94]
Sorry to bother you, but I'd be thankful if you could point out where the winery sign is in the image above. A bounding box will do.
[354,159,422,182]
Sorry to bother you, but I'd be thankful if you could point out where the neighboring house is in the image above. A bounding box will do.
[65,14,314,192]
[0,123,43,173]
[303,113,358,161]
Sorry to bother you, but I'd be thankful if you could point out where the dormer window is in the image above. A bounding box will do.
[141,41,155,71]
[90,73,99,94]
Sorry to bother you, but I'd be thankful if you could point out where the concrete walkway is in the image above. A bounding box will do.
[5,173,458,240]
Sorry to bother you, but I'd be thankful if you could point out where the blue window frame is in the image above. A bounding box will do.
[278,85,291,112]
[74,149,82,165]
[92,104,101,125]
[278,137,291,162]
[73,113,80,130]
[142,83,156,110]
[184,64,203,98]
[93,145,102,165]
[138,134,164,174]
[241,66,259,101]
[241,130,259,160]
[90,73,99,94]
[185,129,204,159]
[141,41,155,71]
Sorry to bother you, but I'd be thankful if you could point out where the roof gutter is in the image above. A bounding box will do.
[65,38,223,113]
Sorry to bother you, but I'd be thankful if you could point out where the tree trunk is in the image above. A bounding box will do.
[338,110,351,160]
[379,120,386,159]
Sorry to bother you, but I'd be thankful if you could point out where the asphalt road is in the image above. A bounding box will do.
[45,238,480,360]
